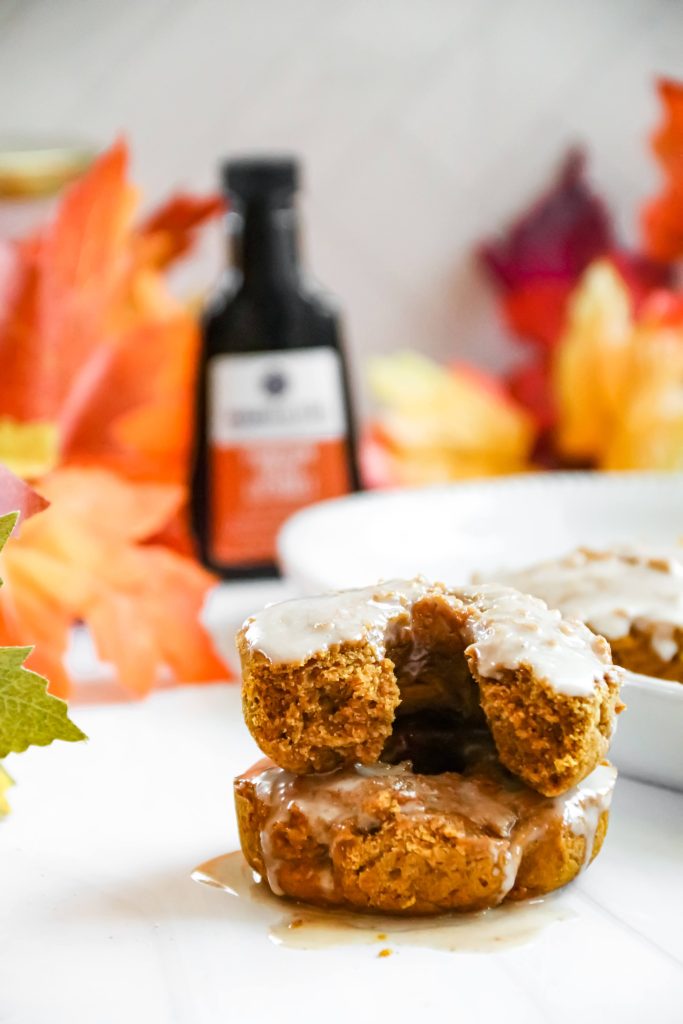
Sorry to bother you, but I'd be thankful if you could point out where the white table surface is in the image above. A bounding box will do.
[4,583,683,1024]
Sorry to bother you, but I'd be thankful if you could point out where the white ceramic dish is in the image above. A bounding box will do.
[278,471,683,790]
[615,672,683,789]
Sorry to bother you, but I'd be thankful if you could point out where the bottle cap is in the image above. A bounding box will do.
[222,156,299,202]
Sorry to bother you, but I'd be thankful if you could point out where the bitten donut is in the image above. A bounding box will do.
[493,546,683,683]
[234,751,616,914]
[238,580,622,795]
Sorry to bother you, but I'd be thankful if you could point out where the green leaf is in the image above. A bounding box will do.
[0,647,87,757]
[0,510,18,561]
[0,510,85,759]
[0,761,13,817]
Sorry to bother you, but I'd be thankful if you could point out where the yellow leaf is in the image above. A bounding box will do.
[0,762,13,816]
[368,352,533,484]
[604,319,683,470]
[553,261,633,462]
[0,418,59,479]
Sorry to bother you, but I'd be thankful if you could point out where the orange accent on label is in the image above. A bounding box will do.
[209,438,350,565]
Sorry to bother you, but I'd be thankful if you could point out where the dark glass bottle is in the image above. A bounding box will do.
[191,157,360,579]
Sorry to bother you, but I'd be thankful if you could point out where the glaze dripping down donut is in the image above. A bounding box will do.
[234,755,616,914]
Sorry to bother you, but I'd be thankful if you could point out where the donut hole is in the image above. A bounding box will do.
[390,641,483,723]
[381,712,495,775]
[382,604,491,775]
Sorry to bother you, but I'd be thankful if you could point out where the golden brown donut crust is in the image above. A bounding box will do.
[234,757,613,915]
[238,637,400,774]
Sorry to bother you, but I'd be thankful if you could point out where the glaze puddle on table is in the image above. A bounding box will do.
[192,851,574,953]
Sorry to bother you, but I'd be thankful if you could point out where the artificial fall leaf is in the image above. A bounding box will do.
[0,762,13,816]
[0,468,227,698]
[0,144,224,697]
[501,252,674,434]
[553,261,633,461]
[0,508,85,759]
[0,142,138,426]
[553,260,683,469]
[506,358,557,435]
[0,240,18,308]
[0,139,220,485]
[642,78,683,262]
[137,193,224,269]
[480,149,613,315]
[609,250,675,305]
[59,315,197,484]
[0,419,59,479]
[365,352,533,486]
[37,140,137,406]
[479,148,671,439]
[0,644,86,756]
[0,511,15,552]
[0,505,71,697]
[499,279,571,350]
[478,150,615,442]
[0,238,43,422]
[603,302,683,470]
[0,465,48,523]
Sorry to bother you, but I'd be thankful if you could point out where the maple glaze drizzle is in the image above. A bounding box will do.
[192,851,576,953]
[246,760,615,907]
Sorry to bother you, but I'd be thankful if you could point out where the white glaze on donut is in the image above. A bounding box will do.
[492,546,683,662]
[242,578,434,666]
[241,579,614,698]
[246,759,616,905]
[557,762,617,867]
[456,584,614,698]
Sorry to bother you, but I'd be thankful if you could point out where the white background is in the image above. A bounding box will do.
[1,0,682,406]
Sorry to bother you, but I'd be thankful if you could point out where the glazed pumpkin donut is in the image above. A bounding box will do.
[237,579,622,795]
[234,751,616,915]
[492,546,683,683]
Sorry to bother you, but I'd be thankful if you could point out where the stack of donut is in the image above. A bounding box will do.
[234,579,623,915]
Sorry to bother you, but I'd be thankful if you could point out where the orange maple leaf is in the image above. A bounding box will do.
[642,78,683,262]
[137,193,225,269]
[0,141,228,696]
[0,467,226,698]
[0,139,220,485]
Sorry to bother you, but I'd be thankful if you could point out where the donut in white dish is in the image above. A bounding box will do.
[494,547,683,683]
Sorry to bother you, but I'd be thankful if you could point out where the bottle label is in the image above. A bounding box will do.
[208,348,352,565]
